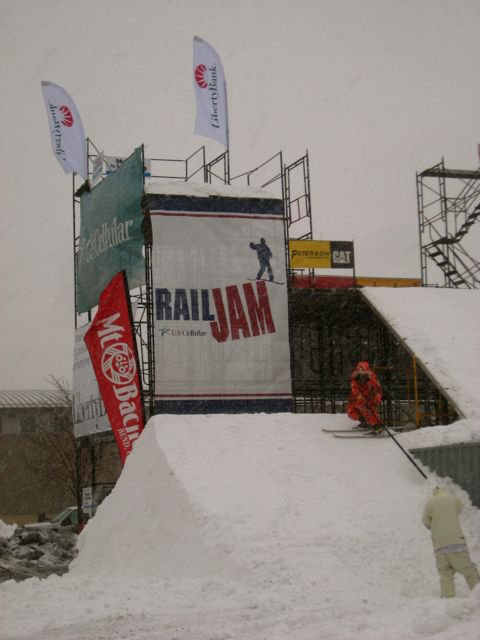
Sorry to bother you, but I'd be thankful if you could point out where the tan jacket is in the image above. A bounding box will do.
[422,488,466,551]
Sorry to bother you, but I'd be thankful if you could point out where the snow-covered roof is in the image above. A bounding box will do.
[362,288,479,421]
[362,287,480,448]
[144,179,279,200]
[0,390,69,409]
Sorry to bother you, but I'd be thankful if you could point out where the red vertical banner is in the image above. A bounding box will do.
[84,271,145,464]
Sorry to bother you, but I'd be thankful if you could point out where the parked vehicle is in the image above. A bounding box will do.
[25,506,88,532]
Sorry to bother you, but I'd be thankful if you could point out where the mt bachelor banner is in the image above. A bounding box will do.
[84,271,145,464]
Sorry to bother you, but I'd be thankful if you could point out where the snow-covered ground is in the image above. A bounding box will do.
[0,521,16,540]
[2,413,480,640]
[2,288,479,640]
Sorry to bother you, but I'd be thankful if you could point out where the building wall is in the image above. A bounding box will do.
[0,407,65,435]
[0,434,72,524]
[411,443,480,508]
[0,405,122,525]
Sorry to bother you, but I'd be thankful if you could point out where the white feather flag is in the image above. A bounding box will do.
[193,37,229,147]
[41,81,88,179]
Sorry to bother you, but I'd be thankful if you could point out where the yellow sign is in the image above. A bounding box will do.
[289,240,354,269]
[289,240,330,268]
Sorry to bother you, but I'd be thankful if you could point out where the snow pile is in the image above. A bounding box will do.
[0,527,77,583]
[0,520,16,540]
[71,424,239,580]
[400,417,480,451]
[2,412,480,640]
[145,179,278,200]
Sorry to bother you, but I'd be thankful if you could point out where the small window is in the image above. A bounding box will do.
[52,413,68,433]
[20,416,37,433]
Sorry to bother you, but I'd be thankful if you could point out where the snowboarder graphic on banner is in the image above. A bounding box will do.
[346,361,383,433]
[250,238,274,282]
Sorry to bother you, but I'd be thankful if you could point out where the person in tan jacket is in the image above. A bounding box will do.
[422,487,480,597]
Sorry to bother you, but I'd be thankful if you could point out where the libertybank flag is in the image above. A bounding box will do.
[193,36,229,146]
[84,272,145,464]
[41,81,88,179]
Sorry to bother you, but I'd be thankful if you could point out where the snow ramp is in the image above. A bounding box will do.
[6,412,480,640]
[74,413,431,588]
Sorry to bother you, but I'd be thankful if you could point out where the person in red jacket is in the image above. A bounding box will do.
[347,361,383,432]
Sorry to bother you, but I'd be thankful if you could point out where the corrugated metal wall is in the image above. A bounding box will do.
[410,443,480,507]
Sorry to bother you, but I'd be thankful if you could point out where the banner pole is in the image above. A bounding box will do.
[413,355,421,428]
[122,270,147,430]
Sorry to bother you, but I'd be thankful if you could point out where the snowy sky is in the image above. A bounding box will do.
[0,0,479,388]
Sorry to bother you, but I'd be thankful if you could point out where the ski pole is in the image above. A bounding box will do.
[381,426,428,479]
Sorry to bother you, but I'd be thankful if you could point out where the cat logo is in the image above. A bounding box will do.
[330,241,355,269]
[332,250,352,265]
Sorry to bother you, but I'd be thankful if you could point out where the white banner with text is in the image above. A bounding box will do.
[151,205,292,413]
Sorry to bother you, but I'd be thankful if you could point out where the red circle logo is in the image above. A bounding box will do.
[101,342,137,385]
[195,64,208,89]
[59,105,74,127]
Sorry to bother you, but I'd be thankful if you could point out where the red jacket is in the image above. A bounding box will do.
[347,361,382,426]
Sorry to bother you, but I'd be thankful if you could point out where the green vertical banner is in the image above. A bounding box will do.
[77,147,145,312]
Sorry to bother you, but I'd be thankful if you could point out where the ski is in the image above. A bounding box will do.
[333,430,387,439]
[321,427,370,433]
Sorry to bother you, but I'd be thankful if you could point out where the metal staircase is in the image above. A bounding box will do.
[417,160,480,288]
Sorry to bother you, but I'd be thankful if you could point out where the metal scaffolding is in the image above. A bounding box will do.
[72,146,461,429]
[417,159,480,288]
[289,288,458,428]
[73,142,313,416]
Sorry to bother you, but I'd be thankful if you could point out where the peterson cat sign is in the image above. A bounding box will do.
[289,240,355,269]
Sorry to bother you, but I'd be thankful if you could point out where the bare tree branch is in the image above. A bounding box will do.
[19,376,91,518]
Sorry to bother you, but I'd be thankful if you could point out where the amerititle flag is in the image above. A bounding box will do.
[41,81,88,179]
